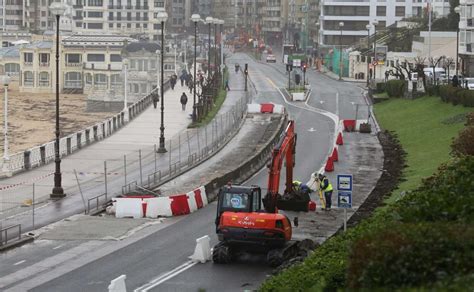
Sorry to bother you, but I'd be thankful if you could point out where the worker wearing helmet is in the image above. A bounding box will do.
[292,180,302,193]
[318,173,333,210]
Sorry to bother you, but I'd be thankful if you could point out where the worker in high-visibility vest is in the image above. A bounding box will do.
[318,173,333,210]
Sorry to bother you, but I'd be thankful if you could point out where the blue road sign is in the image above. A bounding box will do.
[338,191,352,208]
[337,174,353,191]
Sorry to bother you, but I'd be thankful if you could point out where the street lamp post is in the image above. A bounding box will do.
[50,1,67,199]
[206,16,213,79]
[219,19,225,88]
[372,20,379,81]
[156,11,168,153]
[155,49,160,94]
[338,21,344,80]
[2,75,11,177]
[122,59,129,122]
[173,44,177,75]
[213,18,218,80]
[184,40,188,72]
[455,6,461,83]
[366,24,371,87]
[191,14,201,123]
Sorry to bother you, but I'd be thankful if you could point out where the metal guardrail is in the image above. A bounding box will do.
[86,193,108,214]
[0,224,21,246]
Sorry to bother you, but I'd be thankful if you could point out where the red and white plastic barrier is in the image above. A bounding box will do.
[115,186,208,218]
[247,103,284,114]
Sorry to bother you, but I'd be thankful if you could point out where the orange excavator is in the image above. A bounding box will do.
[212,120,314,266]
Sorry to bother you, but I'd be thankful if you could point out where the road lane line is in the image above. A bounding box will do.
[13,260,26,266]
[134,260,198,292]
[266,77,339,184]
[52,244,64,250]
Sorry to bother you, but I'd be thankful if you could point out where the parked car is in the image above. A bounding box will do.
[464,78,474,90]
[266,54,276,63]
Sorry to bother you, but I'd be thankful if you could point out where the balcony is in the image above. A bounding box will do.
[24,62,33,66]
[73,4,83,8]
[73,16,83,20]
[66,62,82,67]
[39,62,50,67]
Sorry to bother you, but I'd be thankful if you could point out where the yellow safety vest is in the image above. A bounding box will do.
[320,177,333,192]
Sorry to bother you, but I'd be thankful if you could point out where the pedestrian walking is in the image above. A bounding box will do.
[225,79,230,91]
[188,79,193,94]
[180,92,188,111]
[317,173,333,210]
[180,73,186,87]
[152,92,159,109]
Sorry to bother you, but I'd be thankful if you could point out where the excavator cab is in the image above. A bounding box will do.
[215,184,262,229]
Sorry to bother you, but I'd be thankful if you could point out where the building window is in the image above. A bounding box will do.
[4,63,19,75]
[109,23,113,28]
[94,74,108,88]
[130,59,136,69]
[127,23,131,28]
[133,83,139,93]
[140,83,147,93]
[65,72,82,88]
[110,54,122,62]
[88,23,103,29]
[111,74,121,88]
[39,53,49,66]
[24,52,33,64]
[24,71,34,86]
[88,11,103,18]
[376,6,386,16]
[39,72,49,87]
[87,0,103,6]
[395,6,405,16]
[85,73,92,84]
[66,53,81,64]
[87,54,105,62]
[150,59,155,69]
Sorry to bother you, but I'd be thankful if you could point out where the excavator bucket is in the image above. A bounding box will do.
[276,190,311,212]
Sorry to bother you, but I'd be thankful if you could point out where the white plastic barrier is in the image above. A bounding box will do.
[115,198,143,219]
[108,275,127,292]
[189,235,212,263]
[273,104,284,114]
[292,92,305,101]
[187,190,198,212]
[247,103,261,113]
[145,197,173,218]
[197,186,208,206]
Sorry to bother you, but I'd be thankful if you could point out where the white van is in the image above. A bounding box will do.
[423,67,446,79]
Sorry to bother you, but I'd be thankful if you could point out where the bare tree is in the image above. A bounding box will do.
[442,57,455,84]
[414,57,427,90]
[428,55,446,86]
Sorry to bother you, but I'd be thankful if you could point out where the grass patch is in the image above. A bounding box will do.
[374,95,472,201]
[288,87,306,94]
[374,91,388,98]
[189,68,228,128]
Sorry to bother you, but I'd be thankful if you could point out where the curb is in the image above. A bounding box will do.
[0,235,34,253]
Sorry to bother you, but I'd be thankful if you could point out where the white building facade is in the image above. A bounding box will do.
[319,0,427,46]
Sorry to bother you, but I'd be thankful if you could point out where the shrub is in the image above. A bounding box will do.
[451,126,474,156]
[393,156,474,223]
[459,90,474,107]
[347,222,474,289]
[375,82,386,93]
[385,80,405,98]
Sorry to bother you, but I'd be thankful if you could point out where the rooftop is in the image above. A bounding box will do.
[62,34,138,47]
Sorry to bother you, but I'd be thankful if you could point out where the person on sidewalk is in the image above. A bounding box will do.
[318,173,333,210]
[152,92,159,109]
[225,79,230,91]
[180,92,188,111]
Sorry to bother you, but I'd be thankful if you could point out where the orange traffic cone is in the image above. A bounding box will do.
[336,132,343,145]
[332,147,339,162]
[325,156,334,172]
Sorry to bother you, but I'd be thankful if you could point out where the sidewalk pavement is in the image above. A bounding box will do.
[0,51,247,231]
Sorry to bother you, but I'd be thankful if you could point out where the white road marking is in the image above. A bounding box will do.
[52,245,64,250]
[13,260,26,266]
[266,77,339,184]
[308,127,316,132]
[134,260,198,292]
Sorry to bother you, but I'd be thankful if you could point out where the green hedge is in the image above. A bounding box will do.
[438,85,474,107]
[260,156,474,291]
[347,222,474,289]
[385,80,405,98]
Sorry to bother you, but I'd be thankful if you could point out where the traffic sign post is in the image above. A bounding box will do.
[337,174,353,232]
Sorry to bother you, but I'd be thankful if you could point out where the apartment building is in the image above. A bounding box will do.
[167,0,192,32]
[319,0,427,46]
[459,0,474,76]
[262,0,288,44]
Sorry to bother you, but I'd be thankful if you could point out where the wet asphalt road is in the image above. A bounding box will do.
[3,52,368,292]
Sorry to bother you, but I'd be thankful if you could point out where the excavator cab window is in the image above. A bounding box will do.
[251,188,261,212]
[216,186,257,228]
